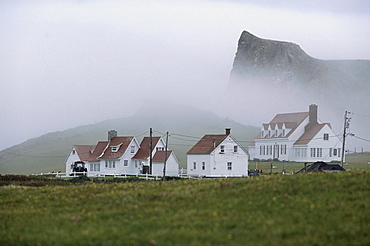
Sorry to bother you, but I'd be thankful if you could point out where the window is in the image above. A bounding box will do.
[131,146,135,153]
[105,160,116,168]
[202,162,205,170]
[135,160,138,168]
[317,148,322,157]
[220,145,225,153]
[282,129,285,137]
[72,149,76,155]
[124,160,128,166]
[333,148,337,156]
[261,130,264,137]
[90,163,100,172]
[111,146,118,152]
[268,130,271,137]
[156,147,164,151]
[234,146,238,153]
[323,134,329,140]
[275,130,278,136]
[329,148,332,157]
[311,148,316,157]
[227,162,232,170]
[193,162,196,169]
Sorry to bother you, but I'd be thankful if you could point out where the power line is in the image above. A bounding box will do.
[352,135,370,143]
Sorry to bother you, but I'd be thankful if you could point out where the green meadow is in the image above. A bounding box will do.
[1,172,369,245]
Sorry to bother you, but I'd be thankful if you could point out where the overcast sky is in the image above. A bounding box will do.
[1,0,369,150]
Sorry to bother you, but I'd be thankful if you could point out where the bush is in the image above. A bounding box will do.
[69,175,91,183]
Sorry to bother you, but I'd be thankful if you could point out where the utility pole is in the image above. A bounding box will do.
[162,132,169,181]
[149,128,153,175]
[341,111,351,167]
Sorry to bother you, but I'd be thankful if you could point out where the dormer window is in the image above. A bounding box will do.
[282,129,285,137]
[268,130,271,137]
[111,146,119,152]
[261,130,264,137]
[275,130,278,136]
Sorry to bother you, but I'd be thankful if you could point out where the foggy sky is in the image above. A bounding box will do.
[1,0,370,151]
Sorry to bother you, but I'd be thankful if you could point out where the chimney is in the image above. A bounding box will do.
[225,128,231,135]
[108,130,117,141]
[305,104,318,132]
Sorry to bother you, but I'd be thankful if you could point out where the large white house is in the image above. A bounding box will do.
[249,104,342,163]
[65,130,179,176]
[187,128,249,177]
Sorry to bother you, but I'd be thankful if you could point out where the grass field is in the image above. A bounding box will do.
[249,153,370,174]
[1,172,369,245]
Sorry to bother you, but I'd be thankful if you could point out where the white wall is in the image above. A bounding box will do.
[187,154,211,176]
[65,147,81,174]
[152,153,179,177]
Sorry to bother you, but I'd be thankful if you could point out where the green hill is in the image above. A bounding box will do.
[0,104,259,174]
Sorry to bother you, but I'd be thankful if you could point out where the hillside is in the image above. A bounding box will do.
[0,103,259,174]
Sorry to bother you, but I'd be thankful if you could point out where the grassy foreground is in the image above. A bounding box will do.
[1,172,369,245]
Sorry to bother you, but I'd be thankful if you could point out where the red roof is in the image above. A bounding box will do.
[73,145,95,161]
[132,137,160,159]
[152,150,172,162]
[294,123,327,145]
[255,112,308,139]
[187,134,227,155]
[98,137,134,160]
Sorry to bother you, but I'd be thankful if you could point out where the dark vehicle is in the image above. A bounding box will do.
[70,161,87,175]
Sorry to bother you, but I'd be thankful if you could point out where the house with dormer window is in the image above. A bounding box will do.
[187,128,249,177]
[249,105,342,162]
[65,130,179,176]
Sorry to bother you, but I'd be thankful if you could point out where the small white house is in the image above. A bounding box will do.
[249,104,343,163]
[187,128,249,177]
[132,136,179,176]
[65,130,179,177]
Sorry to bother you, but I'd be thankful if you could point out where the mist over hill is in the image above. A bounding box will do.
[228,31,370,151]
[0,102,259,174]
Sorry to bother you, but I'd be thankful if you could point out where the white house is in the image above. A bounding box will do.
[132,136,179,176]
[65,130,179,177]
[249,104,342,163]
[187,128,249,177]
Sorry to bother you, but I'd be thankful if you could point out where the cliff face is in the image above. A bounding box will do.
[230,31,325,85]
[230,31,370,93]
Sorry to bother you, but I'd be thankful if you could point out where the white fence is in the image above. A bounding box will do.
[35,168,188,180]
